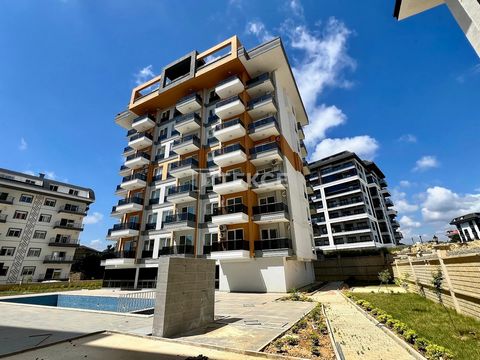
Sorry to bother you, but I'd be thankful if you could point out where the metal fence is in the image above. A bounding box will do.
[116,290,156,313]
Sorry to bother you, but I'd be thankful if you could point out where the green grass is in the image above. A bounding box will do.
[0,280,102,296]
[357,292,480,360]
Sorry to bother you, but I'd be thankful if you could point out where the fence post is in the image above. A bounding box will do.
[437,250,462,314]
[408,256,420,292]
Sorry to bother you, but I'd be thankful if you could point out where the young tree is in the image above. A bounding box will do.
[378,269,392,293]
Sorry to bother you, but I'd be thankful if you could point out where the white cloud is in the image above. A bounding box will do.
[23,170,35,176]
[310,135,379,161]
[392,189,419,213]
[19,138,27,151]
[305,104,347,143]
[134,65,155,85]
[400,215,421,228]
[245,21,274,43]
[88,239,103,250]
[399,180,411,187]
[421,186,480,223]
[83,212,103,225]
[413,155,439,171]
[44,171,56,180]
[398,134,417,143]
[289,0,304,17]
[456,63,480,83]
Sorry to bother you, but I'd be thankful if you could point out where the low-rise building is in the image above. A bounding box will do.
[0,168,95,283]
[308,151,402,252]
[450,213,480,242]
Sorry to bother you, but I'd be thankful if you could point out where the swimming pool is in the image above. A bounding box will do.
[0,293,155,314]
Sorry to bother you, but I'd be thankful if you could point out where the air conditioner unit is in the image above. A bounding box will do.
[219,224,227,232]
[271,159,278,166]
[281,191,287,198]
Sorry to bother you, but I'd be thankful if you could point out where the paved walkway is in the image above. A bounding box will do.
[312,282,415,360]
[2,332,272,360]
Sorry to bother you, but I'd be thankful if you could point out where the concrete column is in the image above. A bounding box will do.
[133,267,140,289]
[445,0,480,57]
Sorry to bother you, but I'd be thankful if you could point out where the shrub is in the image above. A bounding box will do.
[284,335,299,346]
[377,314,392,323]
[311,346,321,356]
[414,337,431,352]
[291,325,300,334]
[297,318,308,329]
[393,321,408,334]
[386,318,396,328]
[425,344,454,360]
[403,329,418,343]
[273,338,285,353]
[370,307,380,315]
[310,332,320,346]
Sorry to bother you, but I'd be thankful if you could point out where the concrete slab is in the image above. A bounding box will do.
[1,332,278,360]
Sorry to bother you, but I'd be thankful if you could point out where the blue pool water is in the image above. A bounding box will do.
[0,294,154,313]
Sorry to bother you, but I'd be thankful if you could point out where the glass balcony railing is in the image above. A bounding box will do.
[121,173,147,183]
[214,118,243,132]
[116,196,143,207]
[254,238,292,251]
[248,116,278,131]
[253,202,288,215]
[250,142,279,155]
[168,184,197,195]
[170,158,199,170]
[176,93,202,107]
[215,95,244,109]
[107,222,140,236]
[216,74,241,87]
[164,212,196,223]
[247,93,275,109]
[246,72,270,88]
[211,239,249,252]
[172,134,200,147]
[213,143,245,157]
[214,173,247,185]
[129,132,153,142]
[159,244,194,256]
[213,204,248,216]
[132,114,155,125]
[125,152,150,161]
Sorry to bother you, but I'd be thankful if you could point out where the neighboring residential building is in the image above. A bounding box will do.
[308,152,402,252]
[394,0,480,57]
[450,213,480,242]
[102,36,316,292]
[0,169,95,283]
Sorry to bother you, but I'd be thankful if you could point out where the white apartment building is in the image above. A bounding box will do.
[102,36,316,292]
[450,213,480,242]
[0,168,95,284]
[308,152,402,252]
[394,0,480,57]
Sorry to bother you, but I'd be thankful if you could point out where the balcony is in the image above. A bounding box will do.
[115,185,128,197]
[123,146,135,157]
[213,118,246,142]
[297,123,305,140]
[119,165,130,177]
[58,205,87,216]
[115,109,137,130]
[208,240,250,260]
[132,114,155,132]
[162,212,196,231]
[48,237,79,247]
[211,204,249,225]
[249,142,282,166]
[173,112,201,134]
[124,152,150,170]
[120,173,147,191]
[391,220,400,228]
[213,174,248,195]
[100,251,137,266]
[247,93,277,120]
[248,116,280,141]
[159,244,194,257]
[215,95,245,120]
[169,158,199,178]
[176,93,202,114]
[53,221,83,231]
[171,134,200,155]
[0,214,6,223]
[254,238,292,257]
[385,198,394,207]
[300,140,307,158]
[252,171,287,194]
[252,202,289,224]
[381,189,392,197]
[0,195,14,205]
[303,160,311,175]
[43,255,74,264]
[111,197,143,217]
[245,72,274,98]
[215,75,244,99]
[167,184,198,204]
[107,222,140,239]
[128,132,153,150]
[144,222,157,232]
[387,209,398,217]
[141,250,153,259]
[213,143,247,167]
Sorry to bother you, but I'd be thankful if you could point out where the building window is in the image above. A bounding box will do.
[64,204,79,212]
[13,210,28,220]
[0,265,8,276]
[26,179,36,185]
[204,233,218,246]
[38,214,52,223]
[44,198,56,207]
[227,229,244,241]
[7,228,22,237]
[21,266,36,276]
[0,247,15,256]
[69,189,79,196]
[261,228,278,240]
[27,248,41,257]
[33,230,47,239]
[19,194,33,203]
[49,185,58,191]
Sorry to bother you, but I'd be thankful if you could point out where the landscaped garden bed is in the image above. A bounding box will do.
[346,292,480,360]
[0,280,102,296]
[263,303,335,359]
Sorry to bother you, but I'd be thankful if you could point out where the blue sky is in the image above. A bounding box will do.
[0,0,478,248]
